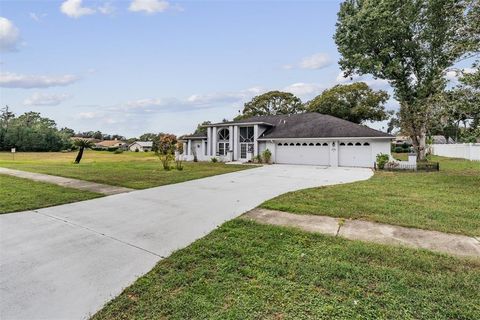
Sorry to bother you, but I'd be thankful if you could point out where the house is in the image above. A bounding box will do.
[129,141,153,152]
[179,113,393,168]
[95,139,127,150]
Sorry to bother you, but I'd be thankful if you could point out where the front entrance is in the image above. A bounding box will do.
[240,143,254,160]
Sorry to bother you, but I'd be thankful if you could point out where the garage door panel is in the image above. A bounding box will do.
[339,145,372,167]
[276,145,329,166]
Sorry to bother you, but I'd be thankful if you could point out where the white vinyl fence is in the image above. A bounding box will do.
[431,143,480,161]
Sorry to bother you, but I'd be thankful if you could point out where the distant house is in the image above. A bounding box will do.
[395,135,455,146]
[129,141,153,152]
[95,139,127,150]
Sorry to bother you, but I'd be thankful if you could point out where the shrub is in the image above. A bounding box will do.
[262,149,272,164]
[135,148,139,152]
[376,153,390,169]
[175,159,184,171]
[394,147,404,153]
[211,157,218,163]
[254,155,263,163]
[113,149,123,154]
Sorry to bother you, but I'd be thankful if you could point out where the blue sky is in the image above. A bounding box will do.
[0,0,443,137]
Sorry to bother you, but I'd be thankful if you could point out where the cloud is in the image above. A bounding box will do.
[0,72,79,88]
[29,13,47,22]
[283,82,325,99]
[61,0,96,18]
[335,72,389,89]
[300,53,332,70]
[0,17,20,52]
[98,2,116,15]
[129,0,170,14]
[23,93,71,106]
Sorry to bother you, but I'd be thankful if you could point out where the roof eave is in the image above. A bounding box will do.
[257,136,394,141]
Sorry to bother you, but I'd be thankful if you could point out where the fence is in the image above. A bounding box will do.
[431,143,480,161]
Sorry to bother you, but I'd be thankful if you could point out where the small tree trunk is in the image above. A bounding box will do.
[74,147,84,164]
[411,128,427,161]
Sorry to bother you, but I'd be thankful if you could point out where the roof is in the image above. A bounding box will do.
[95,140,126,147]
[130,141,153,147]
[217,113,393,139]
[179,132,207,140]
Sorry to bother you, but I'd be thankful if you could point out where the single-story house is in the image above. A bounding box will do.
[129,141,153,152]
[179,113,393,168]
[95,139,127,150]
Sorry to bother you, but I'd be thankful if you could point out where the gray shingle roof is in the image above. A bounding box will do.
[179,132,207,140]
[241,113,393,139]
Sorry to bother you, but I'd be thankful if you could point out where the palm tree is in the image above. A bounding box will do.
[73,139,94,164]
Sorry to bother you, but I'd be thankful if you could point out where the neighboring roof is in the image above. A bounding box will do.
[96,140,126,147]
[432,135,456,144]
[130,141,153,147]
[179,132,207,140]
[222,113,393,139]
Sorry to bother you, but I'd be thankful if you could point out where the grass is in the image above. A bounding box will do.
[0,151,252,189]
[0,174,101,214]
[262,155,480,236]
[93,219,480,320]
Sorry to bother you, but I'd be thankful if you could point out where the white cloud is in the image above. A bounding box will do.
[29,13,47,22]
[23,93,71,106]
[0,72,79,88]
[335,72,389,89]
[98,2,116,15]
[300,53,332,70]
[77,112,98,119]
[0,17,20,52]
[129,0,170,14]
[61,0,96,18]
[283,82,325,99]
[445,67,477,83]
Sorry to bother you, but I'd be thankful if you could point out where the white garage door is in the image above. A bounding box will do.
[276,142,330,165]
[339,142,372,167]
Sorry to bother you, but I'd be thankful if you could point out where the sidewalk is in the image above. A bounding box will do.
[243,208,480,258]
[0,167,133,195]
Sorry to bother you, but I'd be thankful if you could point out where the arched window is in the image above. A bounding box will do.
[302,143,307,146]
[315,143,321,146]
[355,142,362,146]
[309,143,314,146]
[340,142,346,146]
[278,143,282,146]
[289,143,295,146]
[217,128,230,156]
[347,142,354,146]
[284,143,289,146]
[363,142,370,146]
[322,143,328,146]
[218,128,229,141]
[296,143,301,146]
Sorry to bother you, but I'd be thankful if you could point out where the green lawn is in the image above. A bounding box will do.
[0,174,101,214]
[262,155,480,236]
[0,151,252,189]
[93,219,480,320]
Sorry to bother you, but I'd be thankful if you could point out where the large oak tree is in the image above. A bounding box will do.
[305,82,390,124]
[335,0,479,159]
[237,91,304,119]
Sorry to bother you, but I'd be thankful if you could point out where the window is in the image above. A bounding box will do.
[296,143,301,146]
[347,142,354,146]
[204,141,208,155]
[218,142,229,156]
[278,143,282,146]
[309,143,314,146]
[322,143,328,146]
[289,143,294,146]
[239,127,254,142]
[340,142,346,146]
[315,143,321,146]
[218,128,230,141]
[284,143,289,146]
[355,142,362,146]
[363,142,370,146]
[302,143,307,146]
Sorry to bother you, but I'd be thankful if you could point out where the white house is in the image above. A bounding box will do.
[129,141,153,152]
[179,113,393,168]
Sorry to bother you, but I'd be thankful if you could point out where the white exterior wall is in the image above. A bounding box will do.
[431,143,480,161]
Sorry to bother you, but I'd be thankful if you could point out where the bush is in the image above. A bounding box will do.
[135,148,139,152]
[211,157,218,163]
[113,149,123,154]
[376,153,390,169]
[175,159,184,171]
[254,155,263,163]
[262,149,272,164]
[394,147,404,153]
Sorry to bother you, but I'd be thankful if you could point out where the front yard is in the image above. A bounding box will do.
[0,151,251,189]
[0,174,101,214]
[93,219,480,320]
[262,156,480,236]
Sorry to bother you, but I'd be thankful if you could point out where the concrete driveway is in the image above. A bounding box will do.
[0,165,372,320]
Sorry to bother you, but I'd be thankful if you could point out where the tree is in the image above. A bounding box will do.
[238,91,304,119]
[73,139,94,164]
[335,0,479,159]
[305,82,390,124]
[155,134,177,170]
[194,121,212,134]
[139,133,158,141]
